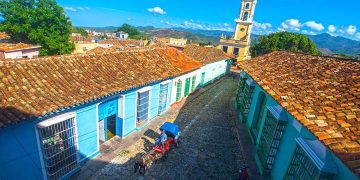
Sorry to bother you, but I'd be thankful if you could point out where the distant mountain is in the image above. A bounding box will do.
[142,28,221,45]
[77,26,118,32]
[306,33,360,56]
[79,25,359,56]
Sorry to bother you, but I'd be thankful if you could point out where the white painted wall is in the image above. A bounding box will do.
[170,69,200,104]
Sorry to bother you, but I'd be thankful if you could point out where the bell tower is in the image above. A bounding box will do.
[219,0,257,61]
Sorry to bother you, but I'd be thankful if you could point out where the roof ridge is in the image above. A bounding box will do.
[0,47,174,63]
[270,50,359,62]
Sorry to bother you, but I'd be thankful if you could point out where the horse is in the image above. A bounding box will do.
[134,149,164,176]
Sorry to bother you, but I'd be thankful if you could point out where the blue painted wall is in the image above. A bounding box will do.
[241,71,357,180]
[150,83,160,120]
[123,92,137,137]
[76,104,99,164]
[0,121,43,180]
[0,60,230,180]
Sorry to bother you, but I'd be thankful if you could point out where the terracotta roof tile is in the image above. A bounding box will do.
[0,32,10,39]
[0,47,202,128]
[183,45,232,64]
[98,39,143,47]
[237,51,360,175]
[0,43,41,52]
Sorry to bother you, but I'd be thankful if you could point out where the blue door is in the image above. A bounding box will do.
[158,83,168,114]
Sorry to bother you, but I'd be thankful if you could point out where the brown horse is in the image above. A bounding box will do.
[134,150,164,176]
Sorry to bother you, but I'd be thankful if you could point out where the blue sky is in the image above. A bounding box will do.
[57,0,360,40]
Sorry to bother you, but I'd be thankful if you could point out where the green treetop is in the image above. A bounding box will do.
[0,0,74,56]
[117,24,147,40]
[251,32,321,57]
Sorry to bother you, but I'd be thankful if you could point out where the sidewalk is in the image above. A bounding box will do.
[228,96,264,180]
[71,77,225,180]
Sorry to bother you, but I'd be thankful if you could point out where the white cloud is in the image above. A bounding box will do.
[302,30,309,34]
[277,27,286,32]
[183,21,203,29]
[64,7,77,12]
[148,7,166,15]
[64,6,90,12]
[355,33,360,40]
[224,23,229,27]
[281,19,301,31]
[253,21,272,30]
[346,25,357,35]
[328,25,336,33]
[161,20,233,32]
[304,21,324,31]
[127,17,132,21]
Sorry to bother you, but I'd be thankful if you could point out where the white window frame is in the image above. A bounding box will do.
[136,86,153,122]
[158,81,170,114]
[35,112,79,180]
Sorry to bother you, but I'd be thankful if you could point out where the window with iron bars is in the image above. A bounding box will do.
[284,145,334,180]
[191,75,196,92]
[137,91,150,121]
[37,116,78,180]
[256,109,287,175]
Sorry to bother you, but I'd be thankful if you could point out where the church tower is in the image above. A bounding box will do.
[219,0,257,61]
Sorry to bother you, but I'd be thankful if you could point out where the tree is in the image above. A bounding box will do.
[72,27,89,38]
[250,32,321,57]
[0,0,74,56]
[116,24,148,40]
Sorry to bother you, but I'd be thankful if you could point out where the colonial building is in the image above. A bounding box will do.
[156,37,188,48]
[219,0,257,61]
[236,51,360,179]
[116,31,129,39]
[0,47,231,180]
[0,43,41,59]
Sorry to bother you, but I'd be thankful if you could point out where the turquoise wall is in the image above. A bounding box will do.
[123,92,137,137]
[150,83,160,120]
[0,121,43,180]
[76,105,99,163]
[0,60,230,180]
[241,71,357,179]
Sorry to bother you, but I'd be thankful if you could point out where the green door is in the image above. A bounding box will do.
[176,80,182,101]
[191,75,196,92]
[200,72,206,86]
[184,78,191,97]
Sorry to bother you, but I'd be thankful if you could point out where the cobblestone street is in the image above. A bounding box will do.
[89,77,251,180]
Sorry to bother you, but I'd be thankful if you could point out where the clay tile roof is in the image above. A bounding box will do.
[0,32,10,39]
[0,43,41,52]
[86,47,118,54]
[237,51,360,175]
[98,39,142,47]
[183,45,233,64]
[70,35,92,43]
[0,47,202,128]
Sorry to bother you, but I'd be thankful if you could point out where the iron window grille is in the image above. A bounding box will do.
[158,83,169,114]
[256,106,288,175]
[137,91,150,121]
[176,80,182,101]
[191,75,197,92]
[238,77,255,123]
[37,113,78,180]
[284,138,337,180]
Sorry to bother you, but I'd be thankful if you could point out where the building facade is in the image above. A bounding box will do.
[116,31,129,39]
[0,47,230,180]
[0,43,41,59]
[219,0,257,61]
[236,51,359,179]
